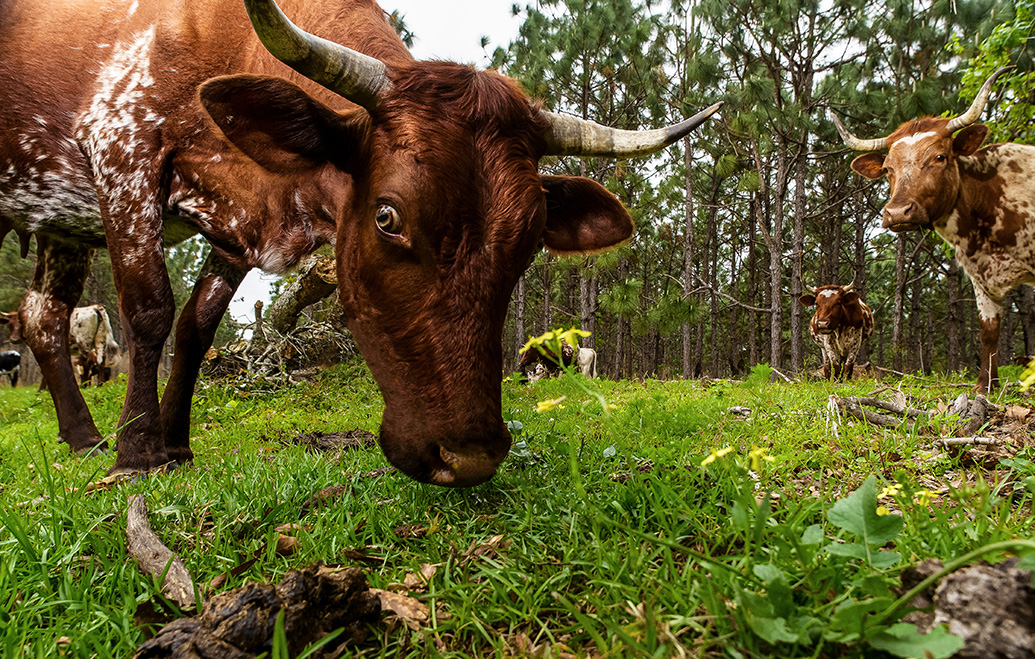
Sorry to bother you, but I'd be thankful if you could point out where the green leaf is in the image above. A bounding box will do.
[746,614,801,644]
[827,476,904,547]
[868,623,964,659]
[826,542,869,560]
[800,524,824,545]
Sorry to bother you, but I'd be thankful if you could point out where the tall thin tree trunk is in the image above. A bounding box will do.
[946,258,961,372]
[541,254,551,334]
[790,149,807,373]
[892,234,907,372]
[748,196,759,367]
[682,144,696,379]
[515,274,526,370]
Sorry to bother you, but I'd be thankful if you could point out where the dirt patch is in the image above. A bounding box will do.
[288,430,377,453]
[134,563,379,658]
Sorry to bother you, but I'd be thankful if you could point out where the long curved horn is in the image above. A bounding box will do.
[843,282,855,293]
[945,66,1014,132]
[543,102,723,158]
[242,0,391,112]
[831,112,888,152]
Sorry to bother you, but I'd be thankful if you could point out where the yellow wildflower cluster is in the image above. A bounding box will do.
[519,327,591,355]
[700,446,735,466]
[536,397,566,413]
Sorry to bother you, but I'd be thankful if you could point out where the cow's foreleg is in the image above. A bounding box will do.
[975,288,1003,393]
[20,237,105,454]
[160,253,247,464]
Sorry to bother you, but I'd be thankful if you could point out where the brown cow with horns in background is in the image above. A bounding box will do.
[833,67,1029,393]
[0,0,720,486]
[800,283,874,380]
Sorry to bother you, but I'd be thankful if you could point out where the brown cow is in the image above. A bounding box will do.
[834,67,1026,392]
[0,0,719,485]
[799,283,874,380]
[519,340,576,381]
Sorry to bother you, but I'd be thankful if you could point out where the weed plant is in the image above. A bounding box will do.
[0,353,1033,658]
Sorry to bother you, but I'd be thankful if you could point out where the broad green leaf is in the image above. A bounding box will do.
[800,524,824,545]
[827,476,904,547]
[868,623,964,659]
[826,542,869,560]
[746,614,801,645]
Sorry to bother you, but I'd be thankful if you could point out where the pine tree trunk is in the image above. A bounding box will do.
[1020,285,1035,356]
[892,234,907,372]
[790,150,806,373]
[747,196,759,368]
[946,258,961,372]
[541,254,551,333]
[515,274,526,370]
[853,190,869,364]
[682,144,696,379]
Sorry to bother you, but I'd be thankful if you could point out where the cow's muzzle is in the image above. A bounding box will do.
[882,202,925,232]
[378,424,511,488]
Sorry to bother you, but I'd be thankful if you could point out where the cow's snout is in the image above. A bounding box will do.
[882,201,921,231]
[431,445,507,487]
[816,319,829,329]
[378,419,511,488]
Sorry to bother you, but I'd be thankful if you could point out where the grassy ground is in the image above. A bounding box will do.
[1,360,1034,658]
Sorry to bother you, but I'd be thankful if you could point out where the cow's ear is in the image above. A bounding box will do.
[0,316,8,325]
[799,295,817,307]
[198,74,368,174]
[843,292,860,305]
[851,153,886,179]
[953,124,989,156]
[541,176,633,254]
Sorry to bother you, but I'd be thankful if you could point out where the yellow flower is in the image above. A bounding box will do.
[557,327,591,349]
[1020,358,1035,391]
[519,330,556,355]
[879,484,903,500]
[914,489,937,506]
[876,506,891,516]
[701,446,735,466]
[536,396,566,413]
[747,445,775,472]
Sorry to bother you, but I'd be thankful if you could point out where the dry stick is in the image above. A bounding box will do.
[844,396,926,418]
[127,494,197,610]
[934,437,999,448]
[834,397,905,428]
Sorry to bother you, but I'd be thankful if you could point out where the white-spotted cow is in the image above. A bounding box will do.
[0,0,719,485]
[800,283,874,380]
[834,67,1028,392]
[69,305,119,386]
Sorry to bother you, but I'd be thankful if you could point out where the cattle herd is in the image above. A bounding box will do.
[0,0,1029,487]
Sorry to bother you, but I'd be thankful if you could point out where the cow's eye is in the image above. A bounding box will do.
[375,204,402,235]
[935,154,946,162]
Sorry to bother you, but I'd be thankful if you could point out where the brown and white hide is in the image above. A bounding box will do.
[69,305,119,386]
[800,285,874,380]
[0,0,718,485]
[835,68,1035,392]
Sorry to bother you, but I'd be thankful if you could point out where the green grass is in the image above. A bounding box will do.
[1,361,1034,658]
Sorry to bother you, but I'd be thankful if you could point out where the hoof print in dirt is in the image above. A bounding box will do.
[901,557,1035,659]
[134,563,380,659]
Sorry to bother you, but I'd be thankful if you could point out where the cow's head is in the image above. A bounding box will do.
[199,0,720,487]
[834,68,1011,232]
[799,284,861,335]
[0,312,22,343]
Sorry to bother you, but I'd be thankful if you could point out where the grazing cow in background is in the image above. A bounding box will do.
[834,67,1030,392]
[520,341,597,381]
[800,283,874,380]
[0,350,19,387]
[0,0,719,485]
[520,340,576,381]
[577,347,597,378]
[69,305,119,386]
[0,311,21,343]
